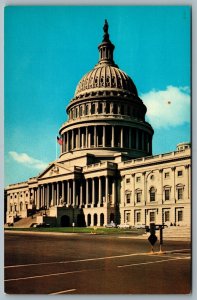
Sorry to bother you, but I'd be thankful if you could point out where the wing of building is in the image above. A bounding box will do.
[5,21,191,228]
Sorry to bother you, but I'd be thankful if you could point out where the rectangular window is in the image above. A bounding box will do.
[150,212,155,222]
[136,176,141,183]
[164,211,170,222]
[150,189,155,202]
[98,102,102,114]
[178,210,183,222]
[136,212,141,222]
[126,178,130,184]
[164,189,170,201]
[164,172,170,178]
[177,170,183,177]
[126,212,130,222]
[177,188,183,200]
[136,192,141,203]
[126,194,131,204]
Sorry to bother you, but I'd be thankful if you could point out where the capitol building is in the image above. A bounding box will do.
[5,21,191,228]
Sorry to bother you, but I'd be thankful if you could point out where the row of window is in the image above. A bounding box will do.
[125,186,184,204]
[135,210,183,223]
[68,102,144,121]
[9,193,29,199]
[125,170,184,184]
[9,202,28,212]
[125,209,184,223]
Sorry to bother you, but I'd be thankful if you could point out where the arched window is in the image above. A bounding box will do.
[121,105,124,115]
[79,106,83,117]
[150,187,156,202]
[98,102,102,113]
[94,213,98,226]
[106,102,110,114]
[85,104,89,115]
[113,103,117,114]
[75,107,78,118]
[91,103,95,114]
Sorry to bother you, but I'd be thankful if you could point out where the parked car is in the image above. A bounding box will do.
[32,222,50,228]
[134,223,146,229]
[117,224,131,229]
[105,222,116,228]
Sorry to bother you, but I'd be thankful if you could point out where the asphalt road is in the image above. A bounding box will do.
[4,232,191,294]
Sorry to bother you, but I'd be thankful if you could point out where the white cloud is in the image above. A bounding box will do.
[9,151,48,170]
[140,86,190,128]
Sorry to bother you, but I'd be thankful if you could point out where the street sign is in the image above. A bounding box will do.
[148,234,157,246]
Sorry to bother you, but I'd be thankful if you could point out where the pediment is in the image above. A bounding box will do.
[38,162,73,179]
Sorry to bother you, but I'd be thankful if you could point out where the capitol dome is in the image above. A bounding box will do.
[74,20,138,98]
[60,20,154,161]
[75,65,138,97]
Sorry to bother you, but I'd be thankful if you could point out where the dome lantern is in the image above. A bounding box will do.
[98,20,116,66]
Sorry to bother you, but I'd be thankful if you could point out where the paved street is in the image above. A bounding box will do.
[4,232,191,294]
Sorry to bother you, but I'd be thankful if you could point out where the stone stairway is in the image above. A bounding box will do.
[141,226,191,241]
[4,210,46,228]
[162,226,191,239]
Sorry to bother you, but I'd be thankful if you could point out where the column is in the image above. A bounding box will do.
[82,132,84,148]
[94,126,97,147]
[47,184,50,208]
[110,102,113,114]
[112,179,116,206]
[105,176,109,205]
[159,169,163,204]
[80,181,83,206]
[112,126,115,147]
[41,186,44,208]
[51,183,54,206]
[171,167,176,203]
[120,127,123,148]
[142,172,145,205]
[185,165,190,199]
[62,181,65,204]
[37,186,40,209]
[57,182,59,206]
[78,128,81,149]
[96,102,99,113]
[34,189,37,207]
[86,179,89,206]
[98,177,102,206]
[86,127,88,148]
[131,174,135,205]
[72,130,74,149]
[92,178,95,207]
[118,104,121,114]
[88,127,91,148]
[67,181,70,206]
[103,126,106,147]
[73,180,76,206]
[66,132,69,152]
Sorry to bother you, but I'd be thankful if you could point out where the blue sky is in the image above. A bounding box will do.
[4,6,191,186]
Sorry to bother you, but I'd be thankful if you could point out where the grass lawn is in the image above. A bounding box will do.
[4,227,145,235]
